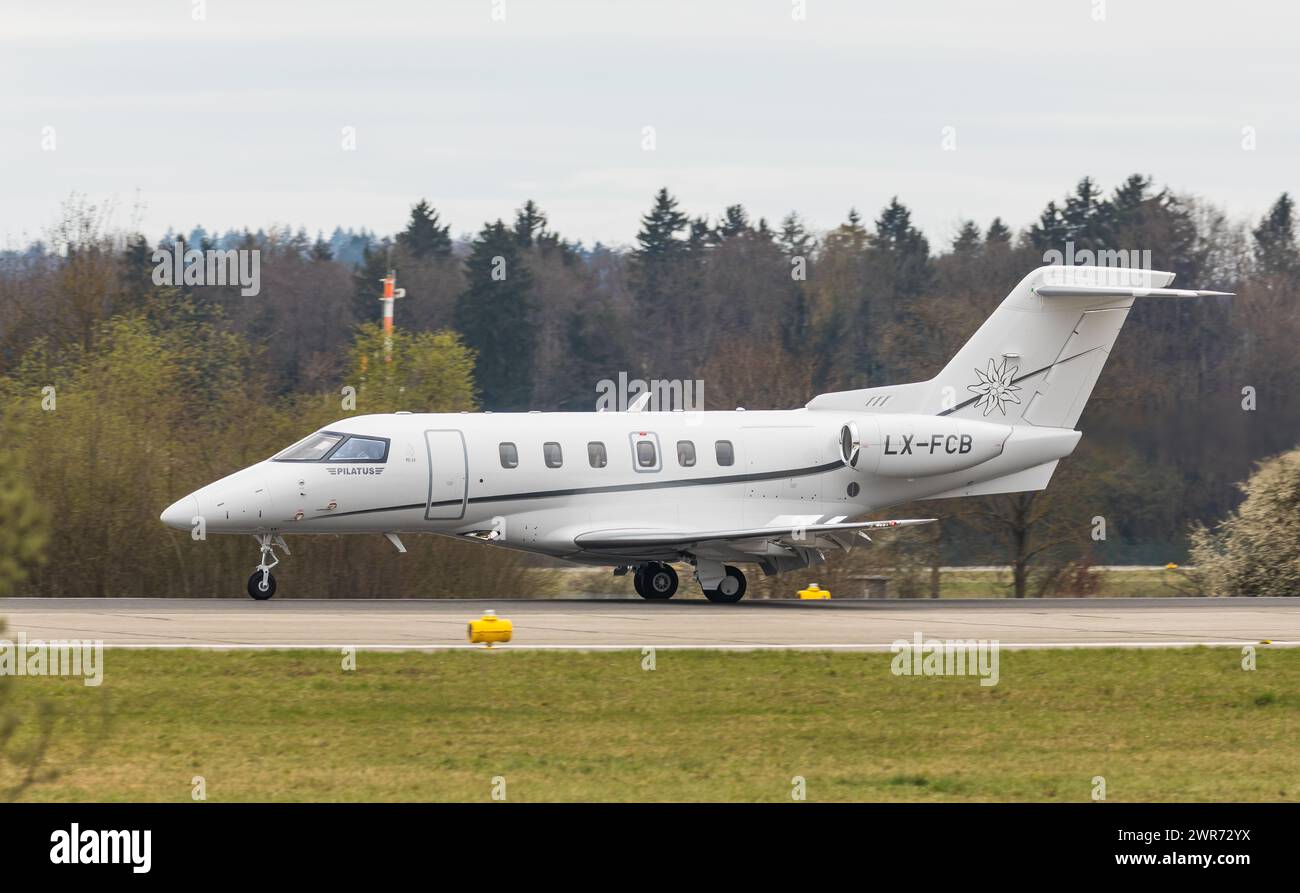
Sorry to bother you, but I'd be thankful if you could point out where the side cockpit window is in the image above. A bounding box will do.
[329,436,389,462]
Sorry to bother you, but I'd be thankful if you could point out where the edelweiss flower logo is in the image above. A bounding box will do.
[968,358,1022,416]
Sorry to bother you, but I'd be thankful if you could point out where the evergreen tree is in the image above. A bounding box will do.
[778,212,813,258]
[716,204,752,240]
[873,197,932,299]
[1028,200,1069,252]
[1061,176,1109,248]
[188,225,212,250]
[396,199,452,259]
[351,238,391,324]
[952,220,982,254]
[119,234,155,313]
[330,226,374,267]
[686,217,713,253]
[627,190,703,374]
[633,188,689,262]
[454,220,535,409]
[874,198,928,255]
[289,226,311,257]
[1109,174,1154,226]
[776,212,814,348]
[1029,178,1113,253]
[630,188,692,322]
[310,233,333,262]
[1252,193,1298,276]
[512,200,548,248]
[985,217,1012,246]
[535,230,577,262]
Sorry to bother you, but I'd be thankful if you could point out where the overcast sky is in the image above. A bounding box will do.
[2,0,1296,249]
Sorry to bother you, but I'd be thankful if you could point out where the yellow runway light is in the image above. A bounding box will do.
[798,584,830,600]
[467,610,512,646]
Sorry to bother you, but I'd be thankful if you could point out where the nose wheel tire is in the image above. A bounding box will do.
[247,533,286,599]
[634,563,678,600]
[702,565,747,603]
[247,570,277,600]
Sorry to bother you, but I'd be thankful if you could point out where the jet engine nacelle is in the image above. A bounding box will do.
[839,414,1012,478]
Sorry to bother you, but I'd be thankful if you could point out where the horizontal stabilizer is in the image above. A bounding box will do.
[1034,284,1234,299]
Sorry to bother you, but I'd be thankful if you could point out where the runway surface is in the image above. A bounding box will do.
[2,597,1297,650]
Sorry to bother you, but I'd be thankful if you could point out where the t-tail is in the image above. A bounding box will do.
[808,265,1231,499]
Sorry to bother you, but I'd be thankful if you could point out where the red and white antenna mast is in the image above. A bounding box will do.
[378,267,406,362]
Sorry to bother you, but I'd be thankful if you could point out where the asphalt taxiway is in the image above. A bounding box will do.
[1,597,1296,650]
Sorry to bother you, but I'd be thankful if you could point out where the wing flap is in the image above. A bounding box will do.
[574,518,936,550]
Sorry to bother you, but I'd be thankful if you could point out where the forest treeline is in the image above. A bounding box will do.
[0,175,1298,596]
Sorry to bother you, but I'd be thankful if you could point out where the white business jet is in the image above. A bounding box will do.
[161,265,1229,601]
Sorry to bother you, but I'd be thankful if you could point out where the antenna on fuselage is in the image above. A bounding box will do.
[626,391,653,413]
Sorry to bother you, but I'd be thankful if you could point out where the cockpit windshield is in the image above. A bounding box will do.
[273,432,344,461]
[272,431,389,463]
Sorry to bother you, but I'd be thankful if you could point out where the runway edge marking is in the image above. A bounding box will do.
[82,640,1300,652]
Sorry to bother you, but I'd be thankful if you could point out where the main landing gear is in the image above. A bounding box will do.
[633,562,679,600]
[627,561,748,603]
[701,566,747,604]
[247,533,289,600]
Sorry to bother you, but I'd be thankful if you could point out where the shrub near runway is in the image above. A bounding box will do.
[4,648,1296,802]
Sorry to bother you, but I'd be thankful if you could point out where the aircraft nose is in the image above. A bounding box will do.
[160,495,199,530]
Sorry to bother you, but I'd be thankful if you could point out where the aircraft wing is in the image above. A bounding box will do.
[572,518,936,551]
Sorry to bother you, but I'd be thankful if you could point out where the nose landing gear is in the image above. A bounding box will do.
[247,569,276,600]
[247,533,289,600]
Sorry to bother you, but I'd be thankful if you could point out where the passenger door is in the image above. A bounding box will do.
[424,430,468,520]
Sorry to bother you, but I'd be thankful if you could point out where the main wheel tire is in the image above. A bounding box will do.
[247,570,277,600]
[639,563,678,600]
[702,565,747,604]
